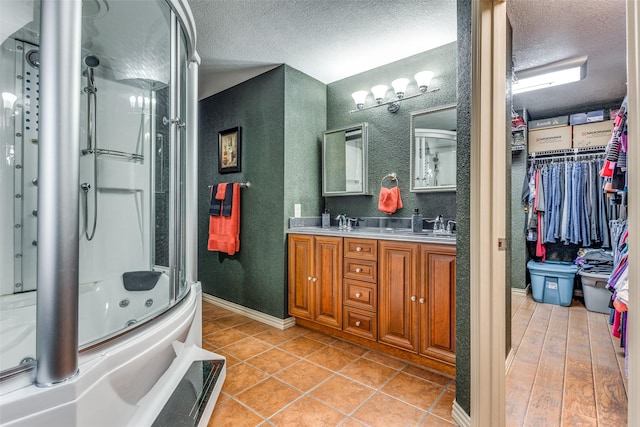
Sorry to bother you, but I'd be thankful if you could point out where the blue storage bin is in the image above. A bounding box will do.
[527,260,578,306]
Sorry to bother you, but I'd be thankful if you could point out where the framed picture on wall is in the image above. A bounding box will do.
[218,126,242,174]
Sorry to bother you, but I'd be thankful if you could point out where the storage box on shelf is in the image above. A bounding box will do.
[572,120,614,148]
[528,126,572,153]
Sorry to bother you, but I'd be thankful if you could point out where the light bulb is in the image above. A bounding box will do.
[414,71,434,92]
[351,91,368,109]
[391,78,409,99]
[371,85,388,104]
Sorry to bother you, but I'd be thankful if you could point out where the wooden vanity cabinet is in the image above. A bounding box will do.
[378,240,456,364]
[419,244,456,365]
[378,240,419,352]
[288,234,343,330]
[342,238,378,341]
[288,233,456,373]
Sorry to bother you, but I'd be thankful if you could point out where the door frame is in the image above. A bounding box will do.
[469,0,638,425]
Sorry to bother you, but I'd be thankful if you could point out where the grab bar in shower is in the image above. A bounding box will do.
[94,148,144,162]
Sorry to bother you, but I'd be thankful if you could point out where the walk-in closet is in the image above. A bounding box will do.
[506,1,630,425]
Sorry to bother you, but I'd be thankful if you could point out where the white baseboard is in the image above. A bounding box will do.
[452,400,471,427]
[511,284,530,296]
[202,293,296,330]
[505,347,516,374]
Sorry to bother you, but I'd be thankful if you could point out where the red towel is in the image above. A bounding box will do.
[378,186,403,215]
[215,183,227,200]
[208,182,240,255]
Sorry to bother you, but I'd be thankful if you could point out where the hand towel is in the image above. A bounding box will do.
[209,183,234,217]
[208,182,240,255]
[378,186,403,215]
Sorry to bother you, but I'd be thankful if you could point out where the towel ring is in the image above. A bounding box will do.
[381,173,398,188]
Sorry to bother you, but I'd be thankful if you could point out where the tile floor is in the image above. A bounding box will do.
[202,301,456,426]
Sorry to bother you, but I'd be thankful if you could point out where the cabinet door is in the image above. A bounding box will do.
[378,241,419,352]
[419,244,456,364]
[288,234,314,320]
[314,236,343,329]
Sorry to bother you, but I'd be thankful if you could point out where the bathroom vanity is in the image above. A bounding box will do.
[287,227,456,375]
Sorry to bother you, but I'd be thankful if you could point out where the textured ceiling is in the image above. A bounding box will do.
[189,0,458,99]
[507,0,627,118]
[190,0,628,118]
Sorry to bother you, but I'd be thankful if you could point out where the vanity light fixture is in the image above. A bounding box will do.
[350,70,438,113]
[512,55,587,95]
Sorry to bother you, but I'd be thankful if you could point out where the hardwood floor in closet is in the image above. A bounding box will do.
[507,292,628,426]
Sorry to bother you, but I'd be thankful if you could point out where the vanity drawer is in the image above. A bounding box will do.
[344,238,377,261]
[343,307,377,341]
[343,279,377,311]
[344,258,377,283]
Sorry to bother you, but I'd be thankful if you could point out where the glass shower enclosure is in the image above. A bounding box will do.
[0,0,197,384]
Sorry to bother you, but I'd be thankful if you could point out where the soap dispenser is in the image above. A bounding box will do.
[411,208,423,233]
[322,209,331,229]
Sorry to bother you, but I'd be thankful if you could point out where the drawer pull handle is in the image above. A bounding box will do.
[312,277,318,282]
[355,292,362,298]
[355,321,361,327]
[419,297,425,304]
[411,295,417,302]
[307,276,312,281]
[355,268,362,273]
[355,246,362,252]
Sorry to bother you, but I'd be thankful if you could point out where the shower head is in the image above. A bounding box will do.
[83,54,100,68]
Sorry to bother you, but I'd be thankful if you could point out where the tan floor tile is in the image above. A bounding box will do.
[246,348,300,374]
[402,364,453,387]
[422,414,456,426]
[269,396,346,426]
[202,338,218,352]
[310,375,375,415]
[255,327,305,345]
[202,303,234,320]
[215,313,252,328]
[331,339,368,356]
[215,391,231,406]
[353,393,426,426]
[362,351,408,370]
[381,372,444,411]
[341,418,367,427]
[448,380,456,391]
[340,358,397,389]
[202,319,228,336]
[207,398,263,427]
[215,350,240,367]
[233,320,275,336]
[221,363,269,396]
[275,360,333,392]
[277,336,326,357]
[306,346,358,371]
[429,389,455,422]
[303,330,338,345]
[205,328,249,347]
[236,378,302,418]
[223,336,272,360]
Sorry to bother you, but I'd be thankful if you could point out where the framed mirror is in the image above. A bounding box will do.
[322,122,369,196]
[410,104,457,192]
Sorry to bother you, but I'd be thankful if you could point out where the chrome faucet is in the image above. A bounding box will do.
[336,214,346,230]
[446,220,456,234]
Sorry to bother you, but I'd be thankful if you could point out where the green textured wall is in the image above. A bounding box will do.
[456,0,472,416]
[325,43,457,220]
[198,66,325,319]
